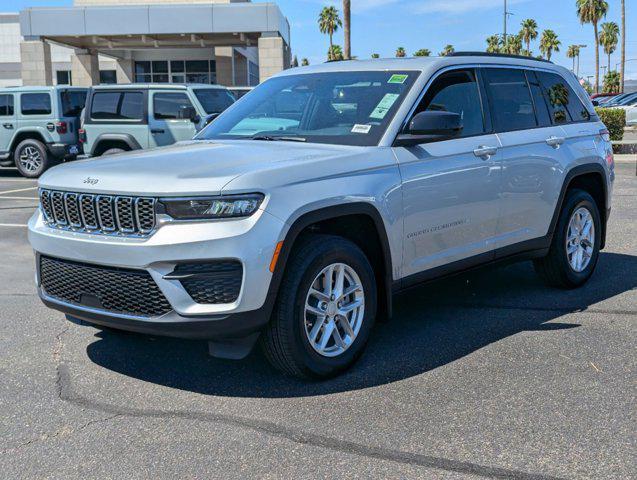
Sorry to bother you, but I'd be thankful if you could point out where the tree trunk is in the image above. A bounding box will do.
[527,39,530,56]
[343,0,351,60]
[621,0,626,92]
[594,22,600,93]
[329,32,333,60]
[573,56,576,72]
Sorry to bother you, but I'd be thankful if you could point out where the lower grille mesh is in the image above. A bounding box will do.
[40,256,172,317]
[173,261,243,304]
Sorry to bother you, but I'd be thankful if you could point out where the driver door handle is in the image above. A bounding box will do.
[151,129,165,134]
[2,123,13,129]
[546,136,565,148]
[473,145,498,159]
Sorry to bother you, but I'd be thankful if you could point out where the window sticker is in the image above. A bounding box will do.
[369,93,400,119]
[388,74,408,84]
[351,124,372,134]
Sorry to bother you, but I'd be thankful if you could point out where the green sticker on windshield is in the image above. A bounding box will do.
[388,74,408,84]
[370,93,400,119]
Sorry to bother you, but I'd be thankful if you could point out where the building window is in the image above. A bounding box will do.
[56,70,71,85]
[99,70,117,84]
[135,60,217,84]
[248,61,259,87]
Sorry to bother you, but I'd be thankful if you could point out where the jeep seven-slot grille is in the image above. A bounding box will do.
[40,256,172,317]
[39,189,156,236]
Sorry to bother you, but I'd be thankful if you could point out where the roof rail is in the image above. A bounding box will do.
[449,51,553,64]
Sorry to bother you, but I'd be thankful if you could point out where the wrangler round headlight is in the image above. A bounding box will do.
[160,194,264,220]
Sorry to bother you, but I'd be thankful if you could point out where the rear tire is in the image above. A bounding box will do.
[14,139,50,178]
[101,148,126,156]
[534,189,601,289]
[261,234,377,379]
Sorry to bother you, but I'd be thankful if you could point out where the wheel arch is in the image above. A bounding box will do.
[91,133,141,156]
[270,203,395,321]
[550,163,609,249]
[10,129,49,153]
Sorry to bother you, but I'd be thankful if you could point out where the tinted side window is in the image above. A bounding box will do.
[526,71,552,127]
[120,92,144,120]
[91,91,144,120]
[0,95,14,116]
[61,90,87,117]
[483,68,537,132]
[537,72,590,124]
[21,93,52,115]
[153,93,194,120]
[415,69,485,137]
[193,89,235,115]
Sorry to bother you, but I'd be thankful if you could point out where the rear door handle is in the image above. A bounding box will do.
[473,145,498,159]
[2,123,13,129]
[546,136,565,148]
[151,129,165,134]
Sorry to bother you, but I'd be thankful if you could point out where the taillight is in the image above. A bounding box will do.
[605,149,614,169]
[599,128,611,142]
[55,121,67,134]
[78,128,86,143]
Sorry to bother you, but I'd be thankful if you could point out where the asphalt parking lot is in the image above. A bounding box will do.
[0,161,635,480]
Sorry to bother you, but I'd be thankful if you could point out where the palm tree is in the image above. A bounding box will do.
[395,47,406,58]
[620,0,625,92]
[413,48,431,57]
[343,0,351,60]
[603,70,620,93]
[440,45,455,56]
[540,29,560,61]
[505,34,523,55]
[291,55,299,68]
[567,45,581,72]
[328,44,344,61]
[520,19,538,56]
[486,35,500,54]
[318,6,342,61]
[599,21,619,74]
[371,53,380,59]
[301,58,309,66]
[576,0,608,93]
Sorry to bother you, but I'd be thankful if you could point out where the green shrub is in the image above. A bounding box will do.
[595,107,626,141]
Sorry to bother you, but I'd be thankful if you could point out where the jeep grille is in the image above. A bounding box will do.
[39,189,156,236]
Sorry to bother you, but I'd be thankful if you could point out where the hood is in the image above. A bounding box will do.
[38,140,362,196]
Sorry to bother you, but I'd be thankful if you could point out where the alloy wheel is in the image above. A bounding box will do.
[566,206,595,273]
[304,262,365,358]
[19,146,43,173]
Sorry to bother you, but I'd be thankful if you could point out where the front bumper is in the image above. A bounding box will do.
[29,207,286,339]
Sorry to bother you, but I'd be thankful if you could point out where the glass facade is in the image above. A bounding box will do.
[134,60,217,84]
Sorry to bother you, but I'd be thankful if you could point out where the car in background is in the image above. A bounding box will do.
[602,92,635,107]
[608,95,637,126]
[0,86,87,177]
[590,92,617,105]
[80,83,235,156]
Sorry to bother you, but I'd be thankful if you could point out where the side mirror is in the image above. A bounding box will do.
[592,100,600,107]
[394,111,463,147]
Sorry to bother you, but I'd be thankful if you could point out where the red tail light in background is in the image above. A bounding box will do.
[55,121,67,134]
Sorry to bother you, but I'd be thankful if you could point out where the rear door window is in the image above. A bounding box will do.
[537,71,590,124]
[0,95,13,116]
[60,90,87,117]
[414,69,486,137]
[91,91,144,120]
[483,68,537,132]
[21,93,52,115]
[525,71,552,127]
[153,93,194,120]
[193,88,235,114]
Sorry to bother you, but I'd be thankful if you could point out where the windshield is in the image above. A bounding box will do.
[193,88,236,114]
[195,71,419,146]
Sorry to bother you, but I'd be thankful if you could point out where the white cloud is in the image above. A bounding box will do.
[416,0,529,15]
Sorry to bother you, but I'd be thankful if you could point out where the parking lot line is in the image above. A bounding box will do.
[0,186,37,195]
[0,196,39,200]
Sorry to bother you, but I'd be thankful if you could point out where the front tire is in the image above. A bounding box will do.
[534,189,601,289]
[261,235,377,379]
[101,148,126,156]
[14,139,50,178]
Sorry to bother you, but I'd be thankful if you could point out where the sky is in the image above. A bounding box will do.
[4,0,636,80]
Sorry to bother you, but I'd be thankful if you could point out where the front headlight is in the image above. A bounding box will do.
[159,194,264,220]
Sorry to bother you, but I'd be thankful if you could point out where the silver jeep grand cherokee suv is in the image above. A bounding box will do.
[29,54,614,378]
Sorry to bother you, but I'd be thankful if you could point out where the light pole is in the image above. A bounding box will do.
[576,44,587,79]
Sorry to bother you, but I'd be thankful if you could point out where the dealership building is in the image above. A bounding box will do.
[0,0,291,88]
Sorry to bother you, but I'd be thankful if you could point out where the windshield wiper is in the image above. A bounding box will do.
[250,135,307,142]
